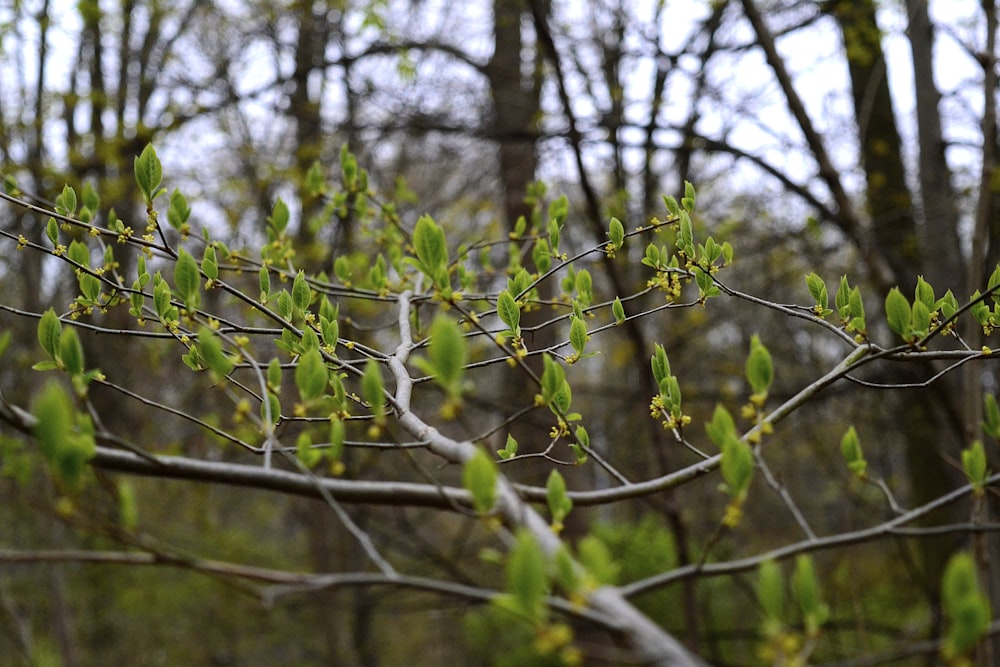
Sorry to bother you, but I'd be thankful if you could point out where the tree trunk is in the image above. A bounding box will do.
[829,1,965,652]
[904,0,963,297]
[487,0,541,228]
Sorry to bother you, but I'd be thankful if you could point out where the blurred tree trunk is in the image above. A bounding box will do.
[288,0,331,255]
[827,0,968,645]
[740,0,976,645]
[17,0,51,318]
[966,4,1000,664]
[488,0,542,228]
[904,0,963,297]
[829,0,918,282]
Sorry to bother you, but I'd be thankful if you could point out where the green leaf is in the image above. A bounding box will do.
[506,530,548,623]
[510,215,527,238]
[721,241,734,264]
[682,180,696,212]
[942,552,991,659]
[424,314,466,396]
[840,426,867,477]
[962,440,987,493]
[33,381,72,463]
[498,433,519,460]
[81,181,99,212]
[412,214,448,275]
[540,354,565,404]
[547,217,561,252]
[915,275,935,309]
[608,217,624,249]
[507,268,532,297]
[705,404,737,450]
[677,211,693,254]
[276,290,293,320]
[551,377,573,415]
[306,160,326,196]
[835,275,852,317]
[102,243,116,269]
[118,481,137,531]
[662,194,680,217]
[319,296,338,323]
[259,267,271,301]
[937,290,959,322]
[153,276,174,321]
[32,380,94,490]
[197,327,234,378]
[320,316,339,350]
[792,555,828,636]
[201,246,218,281]
[695,266,720,299]
[612,297,625,324]
[296,432,322,468]
[885,287,910,337]
[643,242,660,268]
[299,327,319,353]
[340,143,358,188]
[463,448,497,513]
[57,184,77,216]
[136,254,149,285]
[292,270,311,313]
[971,290,990,330]
[78,273,101,303]
[68,240,90,268]
[552,546,582,595]
[546,470,573,527]
[361,358,385,425]
[983,394,1000,440]
[721,438,754,499]
[702,236,720,264]
[548,194,569,224]
[651,343,670,385]
[295,349,328,402]
[532,238,551,274]
[990,264,1000,304]
[59,327,85,376]
[46,217,59,246]
[569,316,588,356]
[38,309,63,361]
[329,372,348,412]
[746,334,774,397]
[268,198,289,234]
[266,357,282,392]
[757,560,785,620]
[0,330,11,360]
[575,269,592,307]
[167,189,191,230]
[133,144,162,203]
[910,299,931,337]
[261,392,281,425]
[173,248,201,309]
[328,417,346,462]
[578,535,618,585]
[497,289,520,332]
[848,287,865,330]
[805,272,828,310]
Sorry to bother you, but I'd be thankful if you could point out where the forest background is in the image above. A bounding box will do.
[3,0,1000,665]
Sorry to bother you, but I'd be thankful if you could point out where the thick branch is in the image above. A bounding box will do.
[386,290,707,667]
